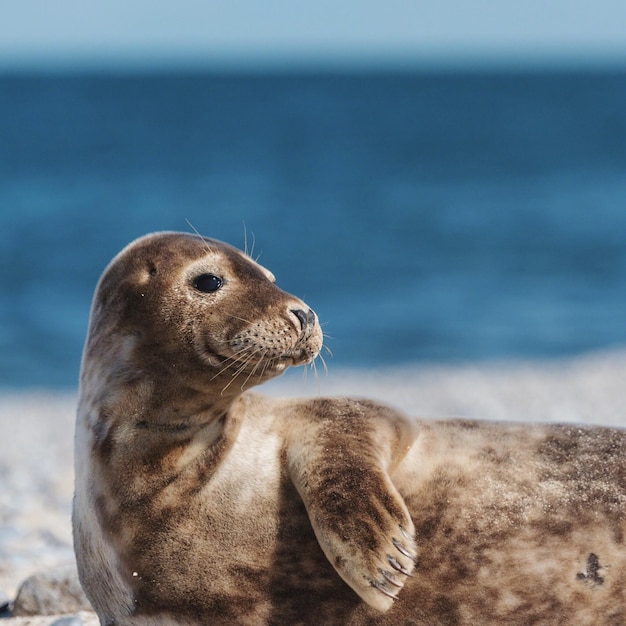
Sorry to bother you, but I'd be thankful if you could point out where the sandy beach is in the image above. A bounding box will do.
[2,349,625,624]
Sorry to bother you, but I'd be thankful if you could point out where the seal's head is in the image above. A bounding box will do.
[81,232,323,403]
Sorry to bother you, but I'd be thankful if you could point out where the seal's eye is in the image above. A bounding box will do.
[193,274,223,293]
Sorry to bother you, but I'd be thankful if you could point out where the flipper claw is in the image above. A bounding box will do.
[371,580,398,600]
[393,538,416,561]
[388,555,413,577]
[380,569,403,588]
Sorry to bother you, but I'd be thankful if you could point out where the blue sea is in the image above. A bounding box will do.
[1,68,625,389]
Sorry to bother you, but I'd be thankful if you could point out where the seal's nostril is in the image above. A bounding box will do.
[291,308,315,331]
[291,309,308,330]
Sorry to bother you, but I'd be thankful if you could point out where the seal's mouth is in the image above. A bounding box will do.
[200,341,318,376]
[224,348,315,372]
[267,348,317,370]
[198,319,323,383]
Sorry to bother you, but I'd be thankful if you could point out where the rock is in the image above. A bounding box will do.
[50,616,84,626]
[0,589,11,615]
[12,565,92,616]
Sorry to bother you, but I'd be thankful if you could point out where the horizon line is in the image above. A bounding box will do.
[1,48,626,74]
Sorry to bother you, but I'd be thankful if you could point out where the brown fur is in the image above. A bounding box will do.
[74,232,626,625]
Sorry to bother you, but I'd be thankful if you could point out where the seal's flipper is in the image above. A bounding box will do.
[286,398,418,611]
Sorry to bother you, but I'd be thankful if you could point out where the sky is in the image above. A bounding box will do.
[1,0,626,69]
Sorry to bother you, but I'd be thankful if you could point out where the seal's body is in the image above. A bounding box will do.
[74,232,626,625]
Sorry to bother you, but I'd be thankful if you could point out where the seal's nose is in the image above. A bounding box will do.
[291,308,316,332]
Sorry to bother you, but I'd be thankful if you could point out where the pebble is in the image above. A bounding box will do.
[50,616,84,626]
[0,589,11,616]
[12,566,91,617]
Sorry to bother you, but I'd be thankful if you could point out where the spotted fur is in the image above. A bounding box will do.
[74,232,626,625]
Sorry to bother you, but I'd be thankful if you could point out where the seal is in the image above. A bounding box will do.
[74,231,626,625]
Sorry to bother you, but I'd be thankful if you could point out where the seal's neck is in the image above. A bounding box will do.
[79,385,245,504]
[80,360,247,464]
[140,378,244,430]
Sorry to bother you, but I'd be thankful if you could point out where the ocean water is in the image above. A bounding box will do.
[0,69,625,389]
